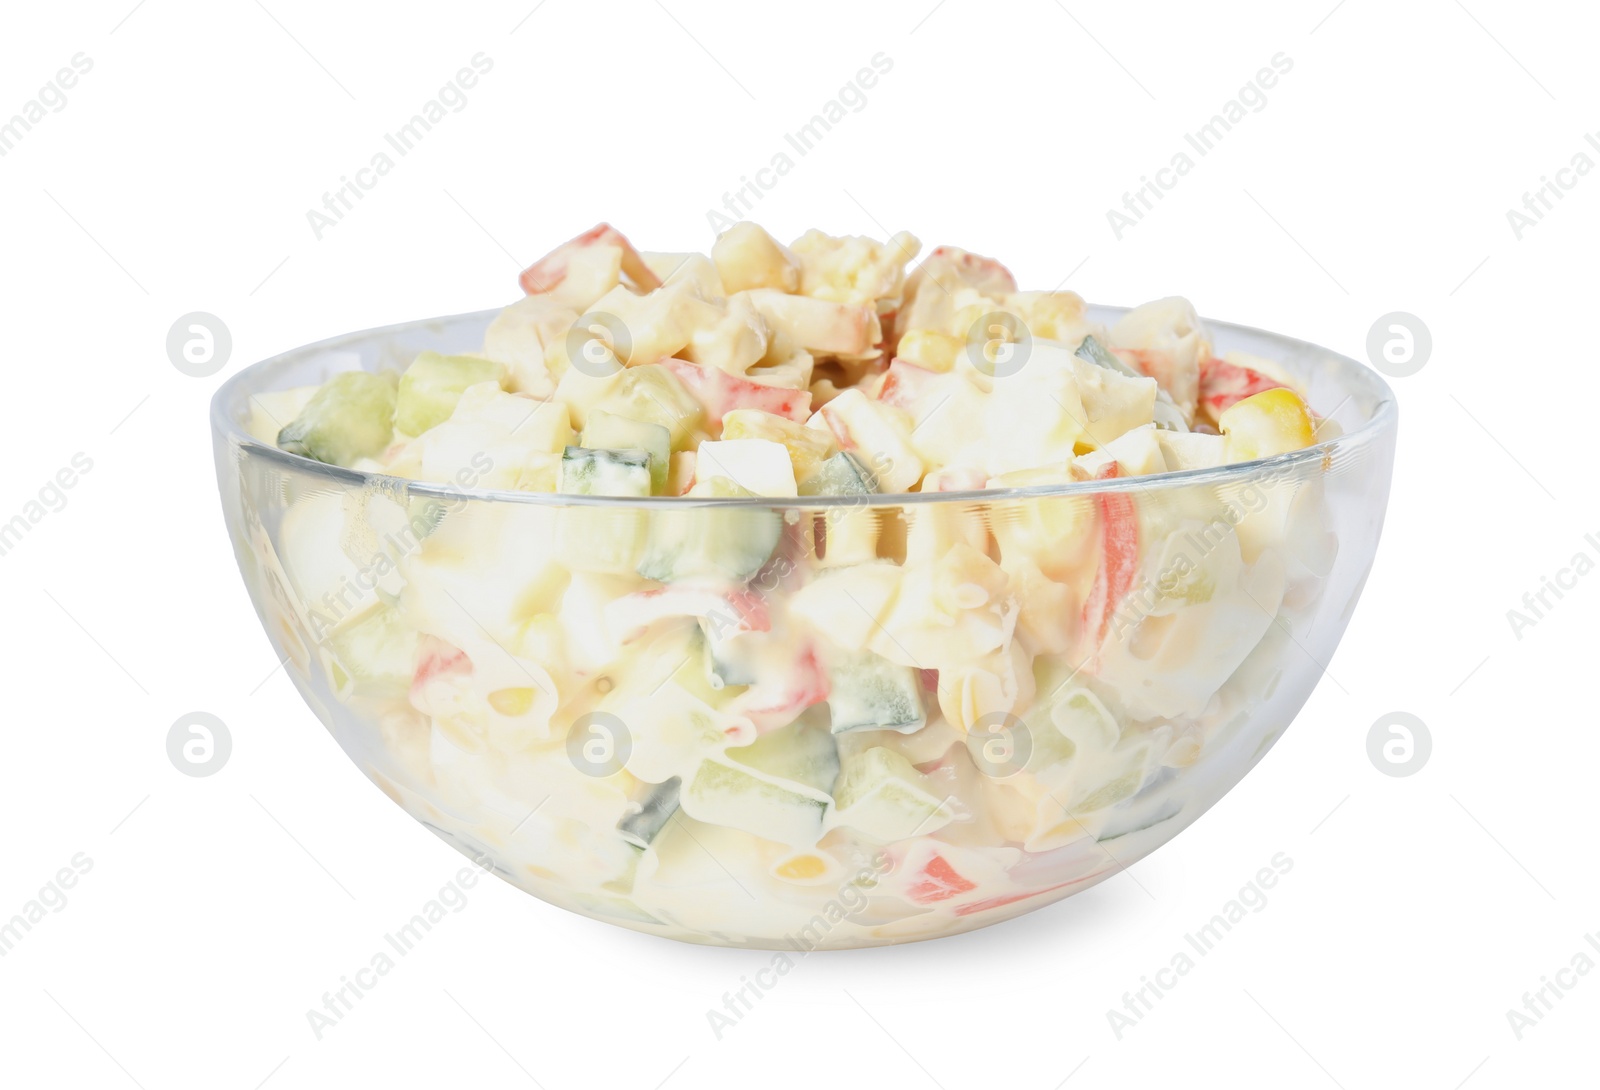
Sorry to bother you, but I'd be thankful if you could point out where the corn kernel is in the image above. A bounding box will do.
[775,853,829,881]
[1219,387,1315,462]
[488,687,537,717]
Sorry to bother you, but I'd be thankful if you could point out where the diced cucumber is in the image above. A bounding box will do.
[1074,767,1144,814]
[1076,335,1186,432]
[679,757,831,845]
[826,649,924,734]
[727,713,839,795]
[831,746,955,841]
[618,777,681,849]
[277,371,398,466]
[636,478,781,583]
[322,604,417,699]
[581,409,671,494]
[1097,772,1182,843]
[799,451,877,497]
[668,630,734,707]
[697,617,758,687]
[395,351,505,437]
[1075,333,1143,380]
[560,446,653,497]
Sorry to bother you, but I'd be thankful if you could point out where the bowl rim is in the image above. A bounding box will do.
[210,304,1398,510]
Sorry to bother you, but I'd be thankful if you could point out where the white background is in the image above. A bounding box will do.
[0,0,1594,1087]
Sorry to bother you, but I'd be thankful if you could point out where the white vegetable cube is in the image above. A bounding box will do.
[712,222,801,294]
[1069,354,1158,449]
[483,294,580,397]
[1109,296,1208,421]
[538,240,624,311]
[815,389,924,492]
[1156,429,1227,471]
[616,681,753,783]
[682,293,770,376]
[640,252,725,299]
[246,386,318,443]
[679,758,830,845]
[740,289,881,358]
[693,438,798,497]
[788,563,902,649]
[1074,424,1168,479]
[585,281,719,368]
[789,228,921,306]
[831,746,956,841]
[982,344,1089,475]
[393,383,573,492]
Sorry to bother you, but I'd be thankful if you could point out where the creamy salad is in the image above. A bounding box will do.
[245,223,1334,947]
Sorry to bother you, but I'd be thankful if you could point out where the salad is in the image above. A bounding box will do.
[244,223,1335,947]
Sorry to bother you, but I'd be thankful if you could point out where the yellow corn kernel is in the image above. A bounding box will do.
[774,853,830,881]
[721,408,836,484]
[1219,387,1315,462]
[488,687,537,717]
[895,328,961,373]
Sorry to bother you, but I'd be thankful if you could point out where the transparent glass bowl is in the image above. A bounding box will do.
[211,306,1396,949]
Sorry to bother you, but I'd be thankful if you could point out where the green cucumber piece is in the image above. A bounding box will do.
[698,619,758,687]
[618,777,681,849]
[323,604,417,699]
[1075,334,1144,379]
[831,746,955,841]
[680,757,831,845]
[826,650,924,734]
[277,371,398,466]
[581,409,671,495]
[395,351,504,437]
[728,714,840,795]
[636,479,781,583]
[560,446,652,497]
[799,450,878,497]
[1075,335,1186,432]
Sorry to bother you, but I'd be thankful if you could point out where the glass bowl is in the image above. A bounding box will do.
[210,305,1396,949]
